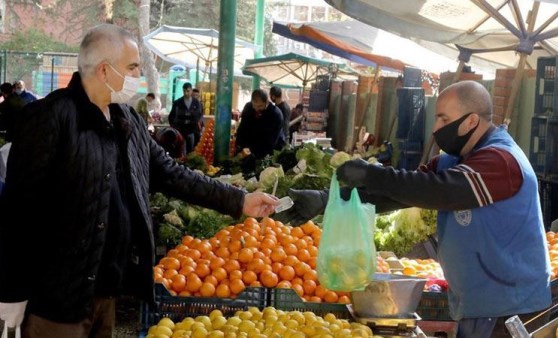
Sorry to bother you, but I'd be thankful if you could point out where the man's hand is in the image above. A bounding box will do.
[243,192,280,218]
[336,159,375,190]
[0,301,27,328]
[274,189,328,226]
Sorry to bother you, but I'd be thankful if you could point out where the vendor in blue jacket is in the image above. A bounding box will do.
[278,80,551,338]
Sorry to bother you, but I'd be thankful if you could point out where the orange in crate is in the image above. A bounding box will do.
[195,118,215,164]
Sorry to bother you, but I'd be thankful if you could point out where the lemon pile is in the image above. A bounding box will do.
[145,307,378,338]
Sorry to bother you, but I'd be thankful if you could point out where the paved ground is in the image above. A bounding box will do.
[114,296,143,337]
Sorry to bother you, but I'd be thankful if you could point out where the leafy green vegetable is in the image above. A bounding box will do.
[295,143,334,178]
[290,174,331,191]
[163,209,184,227]
[150,192,170,212]
[180,152,208,172]
[258,166,285,190]
[374,207,437,256]
[330,151,351,168]
[157,222,183,247]
[186,209,233,239]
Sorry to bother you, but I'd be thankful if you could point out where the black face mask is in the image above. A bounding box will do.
[433,113,478,156]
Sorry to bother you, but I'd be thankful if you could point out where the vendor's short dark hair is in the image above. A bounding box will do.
[193,88,200,93]
[146,92,155,99]
[295,103,304,110]
[0,82,13,95]
[269,86,282,98]
[251,89,268,102]
[183,82,192,90]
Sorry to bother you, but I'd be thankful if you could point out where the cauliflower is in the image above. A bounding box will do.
[163,209,184,227]
[258,166,285,190]
[329,151,351,168]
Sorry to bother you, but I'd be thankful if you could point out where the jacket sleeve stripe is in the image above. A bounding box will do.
[454,164,493,206]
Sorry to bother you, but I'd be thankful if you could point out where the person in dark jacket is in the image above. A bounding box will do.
[269,86,291,144]
[168,82,203,155]
[0,82,25,142]
[13,80,38,105]
[0,24,279,338]
[235,89,286,159]
[155,126,185,159]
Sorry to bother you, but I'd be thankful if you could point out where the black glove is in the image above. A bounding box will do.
[336,159,376,190]
[274,189,328,226]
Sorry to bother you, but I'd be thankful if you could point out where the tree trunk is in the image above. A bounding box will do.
[138,0,159,98]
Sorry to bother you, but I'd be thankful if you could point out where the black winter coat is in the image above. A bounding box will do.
[168,97,203,136]
[0,72,245,323]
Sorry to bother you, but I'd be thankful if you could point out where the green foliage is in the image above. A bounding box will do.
[290,174,331,191]
[187,209,233,239]
[150,0,277,57]
[158,222,183,247]
[0,28,78,53]
[179,153,208,172]
[295,143,334,178]
[150,193,233,245]
[373,208,437,256]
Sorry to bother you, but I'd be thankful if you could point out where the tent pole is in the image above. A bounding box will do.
[214,0,237,164]
[504,1,538,127]
[452,60,465,83]
[196,58,200,85]
[352,67,380,152]
[503,53,527,126]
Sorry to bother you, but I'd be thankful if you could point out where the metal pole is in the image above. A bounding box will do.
[251,0,265,90]
[51,56,55,92]
[215,0,237,164]
[3,50,7,83]
[196,57,200,85]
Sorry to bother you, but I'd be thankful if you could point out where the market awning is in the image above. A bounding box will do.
[241,52,358,88]
[143,25,256,76]
[325,0,558,125]
[324,0,558,70]
[272,20,497,75]
[272,21,404,70]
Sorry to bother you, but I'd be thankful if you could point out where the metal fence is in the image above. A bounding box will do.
[0,51,79,97]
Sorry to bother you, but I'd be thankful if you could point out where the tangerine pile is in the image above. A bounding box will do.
[194,118,215,164]
[399,258,444,279]
[546,231,558,279]
[154,217,353,303]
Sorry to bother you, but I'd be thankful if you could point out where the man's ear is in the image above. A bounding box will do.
[95,62,109,82]
[469,113,481,128]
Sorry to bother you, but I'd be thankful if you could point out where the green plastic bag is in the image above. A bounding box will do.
[317,174,376,291]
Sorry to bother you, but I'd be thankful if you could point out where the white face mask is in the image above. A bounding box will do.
[105,63,140,104]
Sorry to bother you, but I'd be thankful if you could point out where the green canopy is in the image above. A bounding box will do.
[242,52,358,88]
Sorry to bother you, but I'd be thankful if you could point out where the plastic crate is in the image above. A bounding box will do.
[308,91,329,112]
[269,288,351,320]
[403,66,422,88]
[140,283,268,331]
[397,151,422,171]
[539,180,558,230]
[396,88,426,142]
[535,56,558,116]
[530,117,558,180]
[416,291,452,321]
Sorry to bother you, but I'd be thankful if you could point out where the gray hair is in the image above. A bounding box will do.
[439,80,493,121]
[78,24,137,77]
